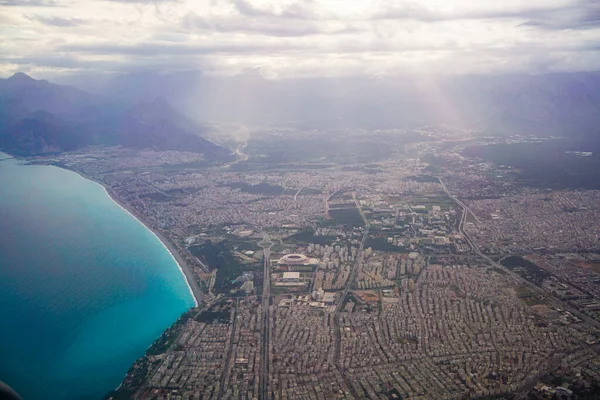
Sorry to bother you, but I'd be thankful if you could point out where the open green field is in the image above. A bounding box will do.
[501,256,551,285]
[188,241,259,294]
[328,208,365,227]
[516,286,546,306]
[288,229,337,245]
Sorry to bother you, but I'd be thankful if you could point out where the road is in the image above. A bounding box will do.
[332,193,369,397]
[293,186,303,201]
[219,141,249,170]
[334,193,370,315]
[234,142,249,162]
[324,188,342,213]
[218,299,239,399]
[438,177,600,329]
[438,178,470,246]
[259,232,273,400]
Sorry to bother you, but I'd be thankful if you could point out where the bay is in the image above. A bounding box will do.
[0,154,195,400]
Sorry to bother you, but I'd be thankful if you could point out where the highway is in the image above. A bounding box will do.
[259,232,273,400]
[324,188,341,213]
[219,141,248,170]
[332,193,369,398]
[334,193,370,315]
[293,186,303,201]
[437,178,470,246]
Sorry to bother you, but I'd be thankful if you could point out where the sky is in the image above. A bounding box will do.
[1,0,600,79]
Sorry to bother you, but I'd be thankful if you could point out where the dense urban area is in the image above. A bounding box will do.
[33,128,600,400]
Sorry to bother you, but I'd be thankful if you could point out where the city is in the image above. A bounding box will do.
[3,1,600,398]
[31,131,600,400]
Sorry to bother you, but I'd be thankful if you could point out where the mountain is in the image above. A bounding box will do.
[4,71,600,155]
[58,70,204,108]
[125,96,201,134]
[118,97,233,160]
[74,70,600,137]
[0,72,116,122]
[0,111,80,154]
[0,73,233,161]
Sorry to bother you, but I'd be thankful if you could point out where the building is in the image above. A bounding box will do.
[282,272,300,283]
[278,254,309,266]
[241,280,254,294]
[322,292,336,305]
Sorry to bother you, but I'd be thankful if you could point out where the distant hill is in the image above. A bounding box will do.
[0,73,233,161]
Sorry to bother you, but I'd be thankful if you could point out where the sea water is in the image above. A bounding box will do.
[0,155,195,399]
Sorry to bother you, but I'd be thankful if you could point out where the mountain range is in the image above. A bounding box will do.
[2,71,600,157]
[63,70,600,137]
[0,73,233,161]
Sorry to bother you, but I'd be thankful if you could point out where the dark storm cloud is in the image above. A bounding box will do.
[0,0,59,6]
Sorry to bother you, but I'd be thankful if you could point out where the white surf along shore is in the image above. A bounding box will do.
[101,185,200,307]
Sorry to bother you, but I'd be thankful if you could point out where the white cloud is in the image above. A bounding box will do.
[1,0,599,77]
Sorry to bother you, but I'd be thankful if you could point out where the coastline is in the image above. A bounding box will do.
[1,153,205,399]
[100,185,202,307]
[56,165,203,307]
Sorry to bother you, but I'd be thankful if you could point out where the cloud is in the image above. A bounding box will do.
[181,12,356,37]
[372,0,600,32]
[371,2,449,22]
[178,0,328,37]
[102,0,180,3]
[0,0,59,6]
[230,0,316,20]
[2,0,600,78]
[372,2,560,22]
[27,15,84,26]
[2,53,200,72]
[3,54,107,69]
[230,0,273,18]
[520,0,600,30]
[56,41,300,56]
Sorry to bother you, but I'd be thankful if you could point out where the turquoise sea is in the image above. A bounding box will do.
[0,154,195,400]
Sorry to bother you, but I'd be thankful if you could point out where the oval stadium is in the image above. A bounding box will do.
[277,254,308,265]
